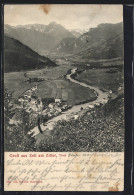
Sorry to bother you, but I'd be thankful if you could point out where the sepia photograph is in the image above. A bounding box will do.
[4,4,124,153]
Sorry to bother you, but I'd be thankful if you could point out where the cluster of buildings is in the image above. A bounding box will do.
[17,85,43,113]
[17,84,69,119]
[42,103,68,118]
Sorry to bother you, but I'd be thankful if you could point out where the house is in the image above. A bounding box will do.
[30,98,37,105]
[55,98,61,103]
[57,108,62,112]
[31,105,38,112]
[24,94,31,99]
[26,94,31,99]
[9,119,18,125]
[118,87,122,91]
[109,90,112,94]
[88,105,94,109]
[74,115,78,120]
[28,97,43,112]
[26,108,32,113]
[62,104,67,110]
[18,97,24,103]
[48,103,54,108]
[29,97,38,110]
[31,84,37,92]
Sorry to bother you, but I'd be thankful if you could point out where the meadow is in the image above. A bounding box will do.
[4,65,71,99]
[4,72,35,99]
[4,64,96,105]
[75,67,124,97]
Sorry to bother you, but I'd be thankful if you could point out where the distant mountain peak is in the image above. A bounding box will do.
[4,23,74,54]
[47,22,66,30]
[48,21,57,26]
[69,29,88,38]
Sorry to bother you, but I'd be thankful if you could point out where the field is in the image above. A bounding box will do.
[75,67,124,96]
[4,64,96,105]
[4,72,35,99]
[35,79,96,105]
[4,65,71,99]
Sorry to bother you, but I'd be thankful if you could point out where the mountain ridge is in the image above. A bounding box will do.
[4,22,74,55]
[4,35,57,72]
[55,22,123,59]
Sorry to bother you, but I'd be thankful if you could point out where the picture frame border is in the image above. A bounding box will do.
[0,1,133,194]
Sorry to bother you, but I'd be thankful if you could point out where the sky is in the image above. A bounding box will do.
[4,4,123,30]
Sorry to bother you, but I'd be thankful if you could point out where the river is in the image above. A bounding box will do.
[28,68,109,137]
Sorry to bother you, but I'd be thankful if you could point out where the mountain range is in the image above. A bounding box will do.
[4,22,75,55]
[4,35,57,72]
[4,22,123,61]
[56,22,123,59]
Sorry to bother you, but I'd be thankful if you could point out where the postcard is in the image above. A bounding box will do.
[4,4,124,191]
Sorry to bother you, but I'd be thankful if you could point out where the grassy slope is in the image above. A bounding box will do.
[36,94,124,152]
[4,36,57,72]
[4,72,36,99]
[72,23,123,60]
[76,68,124,94]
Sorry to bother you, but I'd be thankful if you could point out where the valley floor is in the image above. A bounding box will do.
[4,59,124,152]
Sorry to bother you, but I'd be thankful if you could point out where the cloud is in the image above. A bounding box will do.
[4,4,123,30]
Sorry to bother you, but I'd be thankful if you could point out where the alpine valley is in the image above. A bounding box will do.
[4,21,124,153]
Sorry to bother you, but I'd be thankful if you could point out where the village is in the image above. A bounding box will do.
[7,67,123,131]
[15,83,71,122]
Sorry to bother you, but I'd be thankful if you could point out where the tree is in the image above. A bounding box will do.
[4,87,35,151]
[4,87,14,124]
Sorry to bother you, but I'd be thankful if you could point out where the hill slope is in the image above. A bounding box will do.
[56,22,123,59]
[4,36,57,72]
[4,22,74,55]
